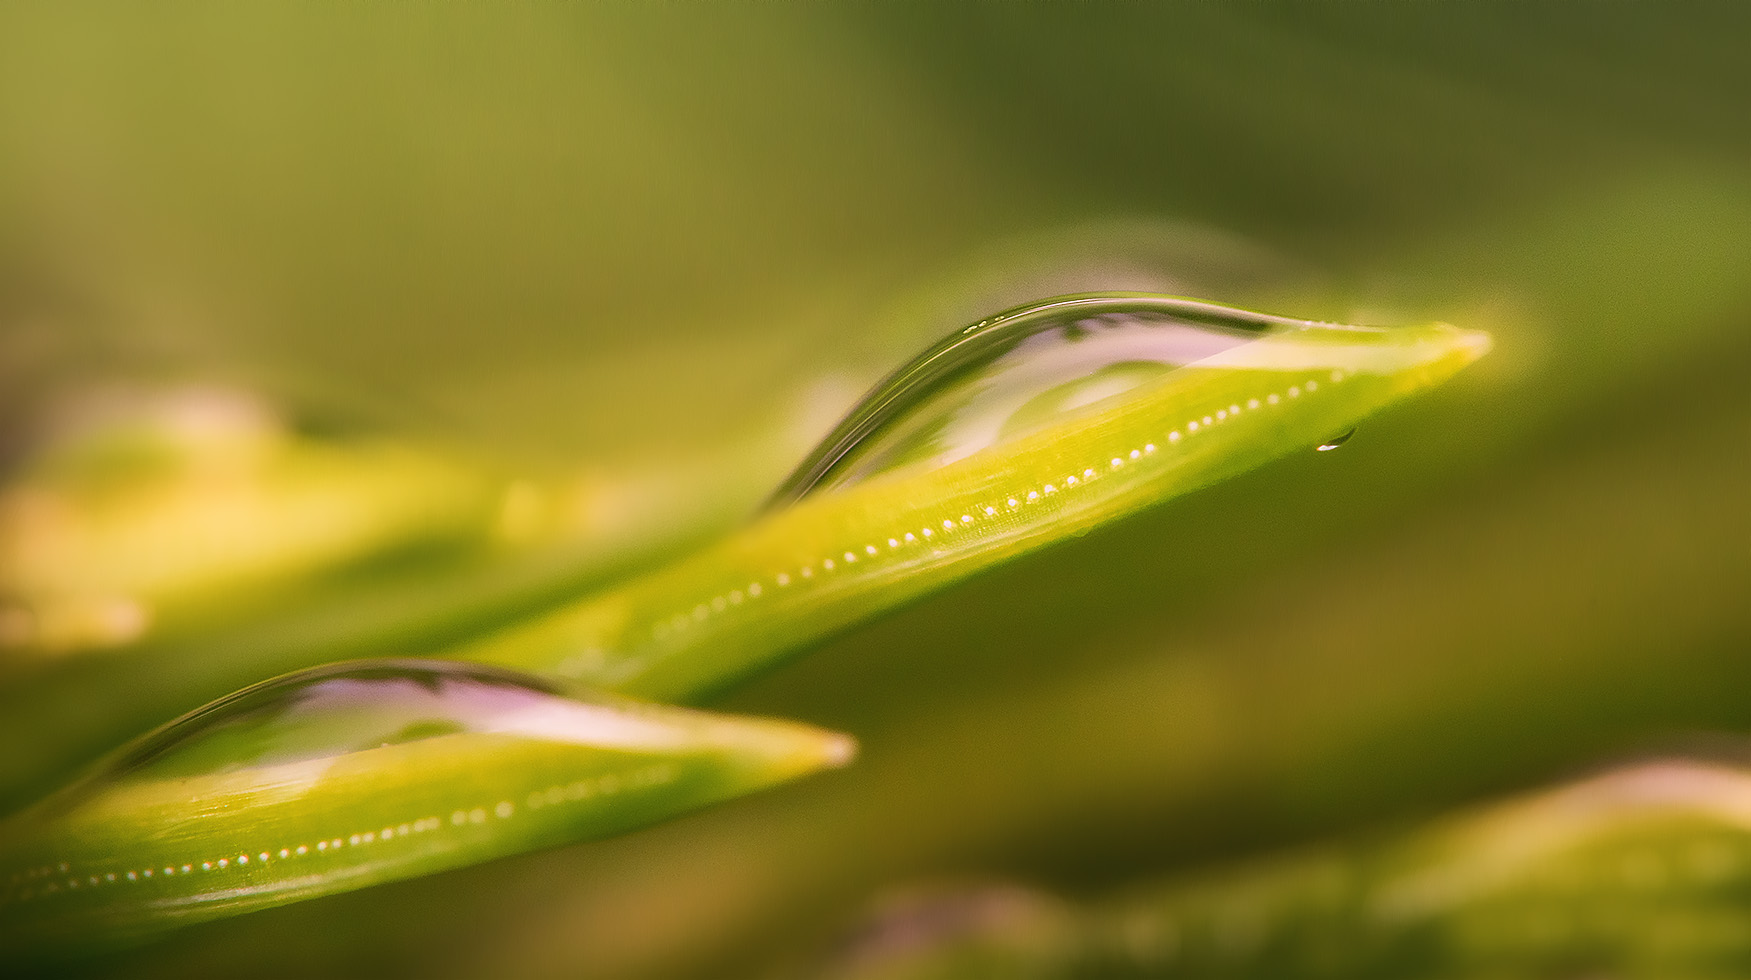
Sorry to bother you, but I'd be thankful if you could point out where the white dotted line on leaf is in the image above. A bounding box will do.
[4,763,679,904]
[639,372,1347,645]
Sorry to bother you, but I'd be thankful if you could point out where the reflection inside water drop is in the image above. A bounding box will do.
[96,659,688,785]
[768,295,1318,508]
[1316,428,1356,452]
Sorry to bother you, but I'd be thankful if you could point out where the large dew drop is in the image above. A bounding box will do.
[96,659,711,785]
[770,295,1367,507]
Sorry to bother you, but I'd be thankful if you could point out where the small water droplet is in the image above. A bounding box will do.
[1316,428,1356,452]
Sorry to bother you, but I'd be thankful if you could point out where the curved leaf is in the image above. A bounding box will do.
[462,295,1490,700]
[0,658,852,955]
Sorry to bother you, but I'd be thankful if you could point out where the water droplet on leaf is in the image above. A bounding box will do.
[768,295,1307,507]
[1316,428,1356,452]
[94,659,713,785]
[767,295,1491,511]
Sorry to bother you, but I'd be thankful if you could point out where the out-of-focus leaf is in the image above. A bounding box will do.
[798,760,1751,979]
[790,883,1082,980]
[0,387,498,655]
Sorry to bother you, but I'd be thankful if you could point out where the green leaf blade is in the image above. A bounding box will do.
[0,659,852,955]
[462,297,1491,701]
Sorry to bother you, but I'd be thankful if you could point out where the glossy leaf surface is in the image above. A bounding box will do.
[462,295,1490,700]
[0,658,852,954]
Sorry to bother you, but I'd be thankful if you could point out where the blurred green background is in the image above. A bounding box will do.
[3,3,1750,977]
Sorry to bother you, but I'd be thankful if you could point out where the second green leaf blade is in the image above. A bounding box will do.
[0,659,853,955]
